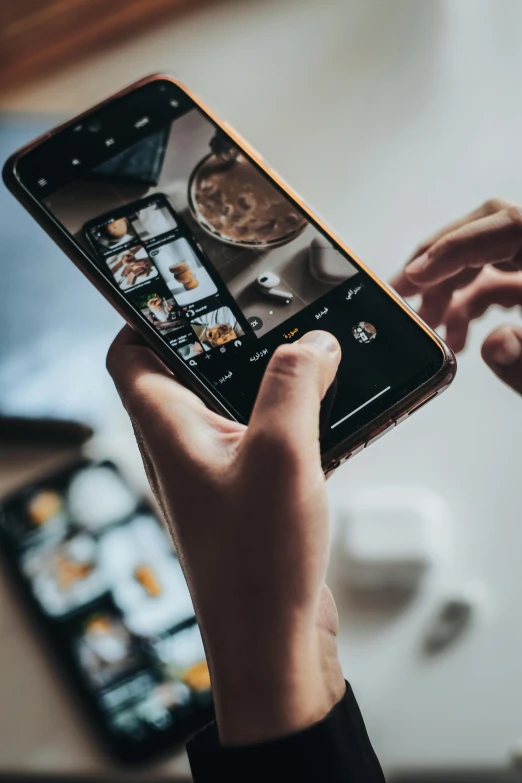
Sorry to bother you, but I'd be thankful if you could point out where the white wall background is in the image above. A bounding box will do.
[2,0,522,776]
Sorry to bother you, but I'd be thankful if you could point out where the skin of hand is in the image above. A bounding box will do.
[391,199,522,395]
[107,327,346,745]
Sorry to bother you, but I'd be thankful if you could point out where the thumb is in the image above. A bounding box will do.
[481,324,522,396]
[245,330,341,456]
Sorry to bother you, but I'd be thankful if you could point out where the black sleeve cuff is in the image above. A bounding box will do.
[186,682,385,783]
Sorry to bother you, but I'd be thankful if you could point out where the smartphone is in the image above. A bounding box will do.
[0,459,213,763]
[2,75,456,470]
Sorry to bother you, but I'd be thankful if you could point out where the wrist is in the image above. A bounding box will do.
[206,625,344,745]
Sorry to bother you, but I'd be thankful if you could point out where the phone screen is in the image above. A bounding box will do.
[16,79,445,454]
[0,461,212,760]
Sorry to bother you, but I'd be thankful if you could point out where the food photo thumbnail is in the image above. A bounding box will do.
[106,245,159,291]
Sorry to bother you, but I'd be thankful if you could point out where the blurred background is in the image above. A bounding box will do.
[1,0,522,780]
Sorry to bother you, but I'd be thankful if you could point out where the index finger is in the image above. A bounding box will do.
[405,199,512,265]
[404,207,522,287]
[107,326,239,467]
[391,199,515,297]
[107,325,205,412]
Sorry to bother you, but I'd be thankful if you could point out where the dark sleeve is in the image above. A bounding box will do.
[186,682,385,782]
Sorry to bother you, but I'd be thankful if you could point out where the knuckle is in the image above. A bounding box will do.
[483,197,512,213]
[105,339,120,378]
[504,204,522,231]
[430,234,455,258]
[493,324,515,341]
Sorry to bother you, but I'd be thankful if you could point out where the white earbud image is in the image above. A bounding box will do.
[255,271,294,302]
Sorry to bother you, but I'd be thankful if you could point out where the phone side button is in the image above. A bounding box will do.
[341,444,365,463]
[396,392,439,425]
[365,421,396,447]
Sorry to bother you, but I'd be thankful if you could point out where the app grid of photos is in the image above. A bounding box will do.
[86,197,245,364]
[44,107,362,378]
[2,463,211,740]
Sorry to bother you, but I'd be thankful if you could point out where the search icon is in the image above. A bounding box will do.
[189,359,197,367]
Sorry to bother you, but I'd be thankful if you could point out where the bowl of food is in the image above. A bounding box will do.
[188,134,307,249]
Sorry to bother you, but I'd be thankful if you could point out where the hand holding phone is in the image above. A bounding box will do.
[1,73,459,765]
[107,325,346,745]
[3,75,456,469]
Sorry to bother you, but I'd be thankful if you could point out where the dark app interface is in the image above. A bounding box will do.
[0,463,211,744]
[84,195,250,365]
[40,92,442,448]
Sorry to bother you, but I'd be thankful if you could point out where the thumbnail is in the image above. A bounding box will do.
[21,529,107,617]
[190,306,244,349]
[177,342,209,361]
[149,237,217,306]
[98,515,194,637]
[89,217,136,250]
[152,623,210,691]
[75,611,142,688]
[131,200,178,240]
[106,245,158,291]
[138,293,187,338]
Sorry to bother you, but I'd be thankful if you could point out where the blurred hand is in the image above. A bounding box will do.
[107,327,345,745]
[391,199,522,394]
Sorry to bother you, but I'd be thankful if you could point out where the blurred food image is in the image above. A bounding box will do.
[21,528,106,617]
[150,681,191,712]
[90,217,135,250]
[0,459,210,745]
[54,535,96,590]
[189,136,308,247]
[206,323,236,345]
[182,660,211,692]
[138,292,188,338]
[147,293,170,322]
[170,261,199,290]
[98,514,194,636]
[27,489,63,527]
[106,218,129,240]
[149,235,218,305]
[152,623,209,690]
[75,612,139,688]
[106,678,192,738]
[106,245,158,291]
[134,564,162,597]
[140,292,168,322]
[67,465,137,530]
[190,306,244,348]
